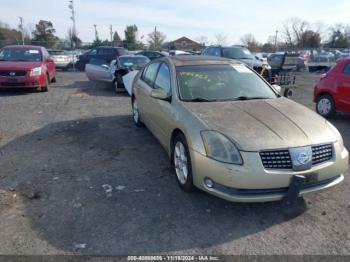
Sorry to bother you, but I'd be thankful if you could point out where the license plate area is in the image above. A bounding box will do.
[303,172,318,184]
[7,78,18,83]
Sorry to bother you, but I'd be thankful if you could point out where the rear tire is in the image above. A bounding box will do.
[316,94,335,118]
[172,134,195,192]
[132,98,144,127]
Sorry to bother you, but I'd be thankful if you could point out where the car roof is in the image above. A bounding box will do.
[3,45,42,50]
[119,55,148,59]
[165,55,239,66]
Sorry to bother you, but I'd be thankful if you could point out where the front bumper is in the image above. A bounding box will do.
[54,62,72,68]
[0,74,46,89]
[190,141,348,202]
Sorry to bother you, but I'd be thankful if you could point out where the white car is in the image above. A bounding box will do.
[85,55,150,94]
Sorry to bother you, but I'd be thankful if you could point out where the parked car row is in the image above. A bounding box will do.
[48,49,82,71]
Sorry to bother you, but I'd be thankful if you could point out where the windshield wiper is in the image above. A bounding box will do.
[184,98,218,102]
[233,96,271,101]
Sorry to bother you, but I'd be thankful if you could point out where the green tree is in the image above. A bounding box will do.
[32,20,58,48]
[91,38,102,48]
[124,25,137,44]
[123,25,143,50]
[300,30,321,48]
[325,24,349,48]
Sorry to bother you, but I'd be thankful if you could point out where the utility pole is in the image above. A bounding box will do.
[274,30,279,52]
[68,0,77,48]
[18,17,24,45]
[93,24,98,41]
[154,26,158,50]
[110,25,113,46]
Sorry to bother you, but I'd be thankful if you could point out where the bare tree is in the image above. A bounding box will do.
[195,35,210,46]
[214,33,228,46]
[147,27,166,50]
[240,33,260,51]
[282,17,309,47]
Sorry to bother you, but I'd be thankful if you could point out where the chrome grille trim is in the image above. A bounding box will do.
[260,143,333,170]
[312,144,333,165]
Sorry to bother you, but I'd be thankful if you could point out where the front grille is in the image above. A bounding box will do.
[312,144,333,165]
[259,150,292,169]
[260,144,333,169]
[0,70,27,76]
[1,82,26,87]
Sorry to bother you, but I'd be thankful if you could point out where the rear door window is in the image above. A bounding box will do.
[343,62,350,75]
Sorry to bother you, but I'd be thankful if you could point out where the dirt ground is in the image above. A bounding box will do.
[0,70,349,255]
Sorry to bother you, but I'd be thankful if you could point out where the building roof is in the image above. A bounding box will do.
[173,37,202,45]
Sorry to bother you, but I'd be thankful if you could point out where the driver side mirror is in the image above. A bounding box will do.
[151,88,170,101]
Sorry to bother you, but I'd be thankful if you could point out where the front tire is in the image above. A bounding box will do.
[316,94,335,118]
[40,75,49,92]
[173,134,194,192]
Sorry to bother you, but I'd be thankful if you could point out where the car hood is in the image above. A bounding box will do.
[184,97,337,151]
[0,61,42,70]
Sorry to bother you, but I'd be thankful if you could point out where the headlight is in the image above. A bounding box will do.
[30,67,42,76]
[326,121,344,148]
[201,131,243,164]
[30,67,41,76]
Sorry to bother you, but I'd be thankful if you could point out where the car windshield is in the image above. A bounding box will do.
[222,47,254,60]
[119,57,150,68]
[118,48,129,56]
[0,48,42,62]
[177,64,277,101]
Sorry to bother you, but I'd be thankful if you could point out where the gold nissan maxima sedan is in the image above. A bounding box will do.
[131,55,348,203]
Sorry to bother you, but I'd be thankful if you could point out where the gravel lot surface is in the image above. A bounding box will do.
[0,71,349,255]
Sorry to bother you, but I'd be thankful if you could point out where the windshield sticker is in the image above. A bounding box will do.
[231,65,252,73]
[179,72,211,82]
[28,50,39,54]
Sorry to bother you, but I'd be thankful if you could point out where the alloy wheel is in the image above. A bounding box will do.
[174,141,188,185]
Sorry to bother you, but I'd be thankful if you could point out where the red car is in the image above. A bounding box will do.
[0,45,56,92]
[314,57,350,117]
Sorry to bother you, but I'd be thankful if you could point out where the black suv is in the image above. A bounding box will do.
[135,50,166,60]
[202,45,272,82]
[76,46,129,70]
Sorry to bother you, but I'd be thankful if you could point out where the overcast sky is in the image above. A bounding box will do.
[1,0,350,44]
